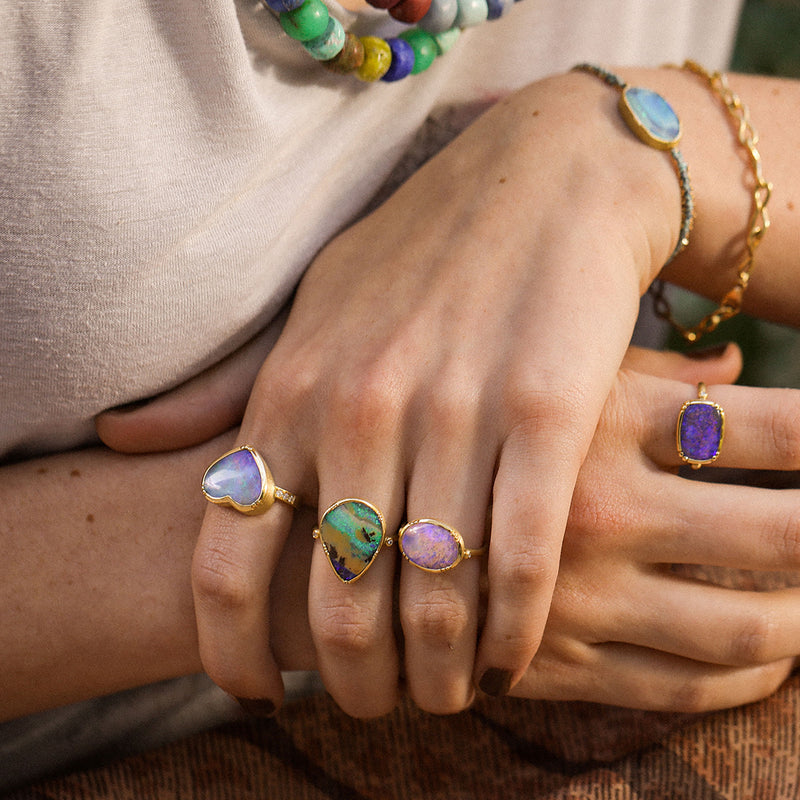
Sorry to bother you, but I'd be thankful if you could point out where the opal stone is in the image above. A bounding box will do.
[382,38,415,82]
[319,500,385,582]
[679,402,724,463]
[620,86,681,149]
[202,448,264,508]
[400,521,461,571]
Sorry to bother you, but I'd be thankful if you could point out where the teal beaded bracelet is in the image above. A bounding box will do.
[572,63,694,266]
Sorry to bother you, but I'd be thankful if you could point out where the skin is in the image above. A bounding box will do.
[92,67,800,719]
[6,346,800,723]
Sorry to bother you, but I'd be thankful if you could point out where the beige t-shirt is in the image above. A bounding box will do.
[0,0,743,459]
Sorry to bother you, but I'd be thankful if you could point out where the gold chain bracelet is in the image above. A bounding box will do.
[651,60,772,343]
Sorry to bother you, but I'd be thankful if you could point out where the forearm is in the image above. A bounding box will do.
[635,67,800,326]
[0,436,315,721]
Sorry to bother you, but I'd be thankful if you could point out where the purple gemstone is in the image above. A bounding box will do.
[203,448,263,506]
[679,402,724,462]
[400,521,460,571]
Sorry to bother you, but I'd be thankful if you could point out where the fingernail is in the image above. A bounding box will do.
[235,697,276,717]
[685,342,731,360]
[478,668,512,697]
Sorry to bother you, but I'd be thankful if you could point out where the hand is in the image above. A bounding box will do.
[514,345,800,711]
[100,72,686,718]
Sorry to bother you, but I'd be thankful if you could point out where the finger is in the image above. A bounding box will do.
[95,313,285,453]
[514,640,794,712]
[638,381,800,472]
[192,439,299,712]
[307,388,405,718]
[400,399,494,714]
[474,419,581,697]
[630,477,800,572]
[621,342,742,384]
[590,573,800,669]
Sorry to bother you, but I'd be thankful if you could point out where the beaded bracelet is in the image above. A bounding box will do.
[572,64,694,267]
[262,0,518,82]
[649,60,773,343]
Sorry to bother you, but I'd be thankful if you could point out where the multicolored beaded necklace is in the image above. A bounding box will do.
[261,0,521,82]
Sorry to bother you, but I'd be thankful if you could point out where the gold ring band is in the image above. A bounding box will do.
[202,446,299,515]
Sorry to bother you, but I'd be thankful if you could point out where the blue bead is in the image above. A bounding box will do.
[261,0,304,11]
[382,38,415,81]
[485,0,512,19]
[419,0,458,33]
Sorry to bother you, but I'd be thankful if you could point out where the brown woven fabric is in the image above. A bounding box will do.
[11,672,800,800]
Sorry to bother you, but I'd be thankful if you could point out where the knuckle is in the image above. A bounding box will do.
[665,677,714,713]
[313,598,383,659]
[496,549,557,596]
[501,376,587,438]
[768,398,800,467]
[772,507,800,567]
[192,546,255,613]
[329,361,405,439]
[402,588,471,647]
[728,610,779,665]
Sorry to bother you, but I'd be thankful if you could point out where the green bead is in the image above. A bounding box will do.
[280,0,330,42]
[398,29,438,74]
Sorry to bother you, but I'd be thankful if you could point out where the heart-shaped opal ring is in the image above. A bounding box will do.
[676,382,725,469]
[202,446,299,515]
[398,519,486,573]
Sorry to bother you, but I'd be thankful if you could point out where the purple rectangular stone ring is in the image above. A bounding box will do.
[676,383,725,469]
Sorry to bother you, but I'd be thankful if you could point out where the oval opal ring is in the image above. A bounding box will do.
[201,446,299,515]
[676,382,725,469]
[398,519,486,573]
[313,498,391,584]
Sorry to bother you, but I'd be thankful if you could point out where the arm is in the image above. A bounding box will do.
[0,435,309,721]
[98,68,800,719]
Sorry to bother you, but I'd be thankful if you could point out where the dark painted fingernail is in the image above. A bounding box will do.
[685,342,731,360]
[478,668,512,697]
[236,697,276,717]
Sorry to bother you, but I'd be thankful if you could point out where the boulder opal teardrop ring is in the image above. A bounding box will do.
[676,383,725,469]
[202,446,299,515]
[398,519,486,573]
[313,499,391,583]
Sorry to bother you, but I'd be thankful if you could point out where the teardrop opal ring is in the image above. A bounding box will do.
[202,446,299,515]
[313,498,392,584]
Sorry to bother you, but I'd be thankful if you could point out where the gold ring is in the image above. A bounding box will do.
[398,518,485,573]
[676,382,725,469]
[201,446,299,515]
[313,498,390,583]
